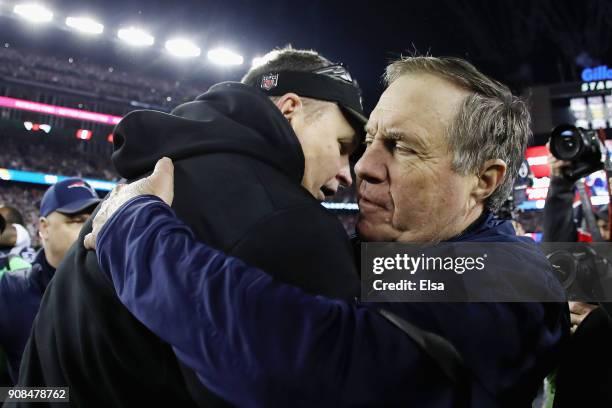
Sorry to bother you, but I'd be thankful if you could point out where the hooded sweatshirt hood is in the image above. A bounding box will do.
[112,82,305,182]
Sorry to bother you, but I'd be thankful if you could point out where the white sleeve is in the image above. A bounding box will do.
[9,223,31,256]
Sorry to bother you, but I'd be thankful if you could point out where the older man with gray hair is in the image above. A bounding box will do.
[84,56,568,407]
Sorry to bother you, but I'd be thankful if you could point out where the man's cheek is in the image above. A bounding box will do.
[66,224,84,241]
[361,207,390,224]
[391,183,432,231]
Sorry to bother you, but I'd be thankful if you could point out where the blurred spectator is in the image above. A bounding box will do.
[0,178,100,383]
[0,184,45,248]
[0,205,32,261]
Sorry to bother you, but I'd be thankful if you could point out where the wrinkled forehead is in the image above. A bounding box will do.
[369,73,469,140]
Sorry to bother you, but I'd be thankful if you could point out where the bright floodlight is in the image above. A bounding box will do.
[65,16,104,35]
[207,48,244,66]
[13,3,53,23]
[117,27,155,47]
[165,39,201,58]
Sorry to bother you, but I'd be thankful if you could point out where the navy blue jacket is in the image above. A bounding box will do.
[96,196,570,407]
[0,249,54,382]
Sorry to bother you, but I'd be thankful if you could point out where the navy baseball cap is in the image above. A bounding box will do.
[40,178,101,217]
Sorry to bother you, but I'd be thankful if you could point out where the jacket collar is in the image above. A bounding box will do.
[33,248,56,291]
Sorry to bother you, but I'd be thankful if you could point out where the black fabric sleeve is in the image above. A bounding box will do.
[228,206,360,301]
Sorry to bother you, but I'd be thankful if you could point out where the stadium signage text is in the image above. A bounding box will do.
[581,65,612,93]
[582,65,612,82]
[581,80,612,93]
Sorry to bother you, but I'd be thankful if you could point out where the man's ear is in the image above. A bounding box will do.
[472,159,507,203]
[38,217,48,241]
[274,93,303,122]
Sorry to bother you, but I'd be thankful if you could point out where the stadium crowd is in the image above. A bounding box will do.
[0,133,116,181]
[0,45,206,108]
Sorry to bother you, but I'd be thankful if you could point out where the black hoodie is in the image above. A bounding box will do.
[15,83,360,407]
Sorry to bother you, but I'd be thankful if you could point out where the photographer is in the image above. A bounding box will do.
[543,153,609,243]
[543,142,612,407]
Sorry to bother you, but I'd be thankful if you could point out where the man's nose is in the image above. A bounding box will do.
[355,142,388,184]
[336,157,353,188]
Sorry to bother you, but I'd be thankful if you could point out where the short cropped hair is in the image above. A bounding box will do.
[241,46,332,85]
[385,56,531,211]
[242,46,337,119]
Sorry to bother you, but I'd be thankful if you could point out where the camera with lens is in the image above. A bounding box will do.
[547,244,612,301]
[549,124,606,181]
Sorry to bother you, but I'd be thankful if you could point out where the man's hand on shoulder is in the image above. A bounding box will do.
[83,157,175,250]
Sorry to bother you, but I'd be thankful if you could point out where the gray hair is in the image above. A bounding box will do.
[385,56,531,211]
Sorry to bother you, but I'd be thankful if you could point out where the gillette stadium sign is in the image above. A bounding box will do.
[581,65,612,92]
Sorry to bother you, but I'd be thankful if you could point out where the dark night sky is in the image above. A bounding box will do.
[1,0,610,113]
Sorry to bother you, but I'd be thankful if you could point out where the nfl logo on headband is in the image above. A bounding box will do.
[261,73,279,91]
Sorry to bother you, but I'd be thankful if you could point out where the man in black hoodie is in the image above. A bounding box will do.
[14,48,366,407]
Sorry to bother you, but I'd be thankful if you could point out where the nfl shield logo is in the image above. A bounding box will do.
[261,73,279,91]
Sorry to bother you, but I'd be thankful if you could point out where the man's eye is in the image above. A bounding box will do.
[384,139,396,151]
[396,143,416,154]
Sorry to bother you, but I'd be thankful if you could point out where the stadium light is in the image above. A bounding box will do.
[165,38,201,58]
[117,27,154,47]
[13,3,53,23]
[65,16,104,35]
[207,48,244,66]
